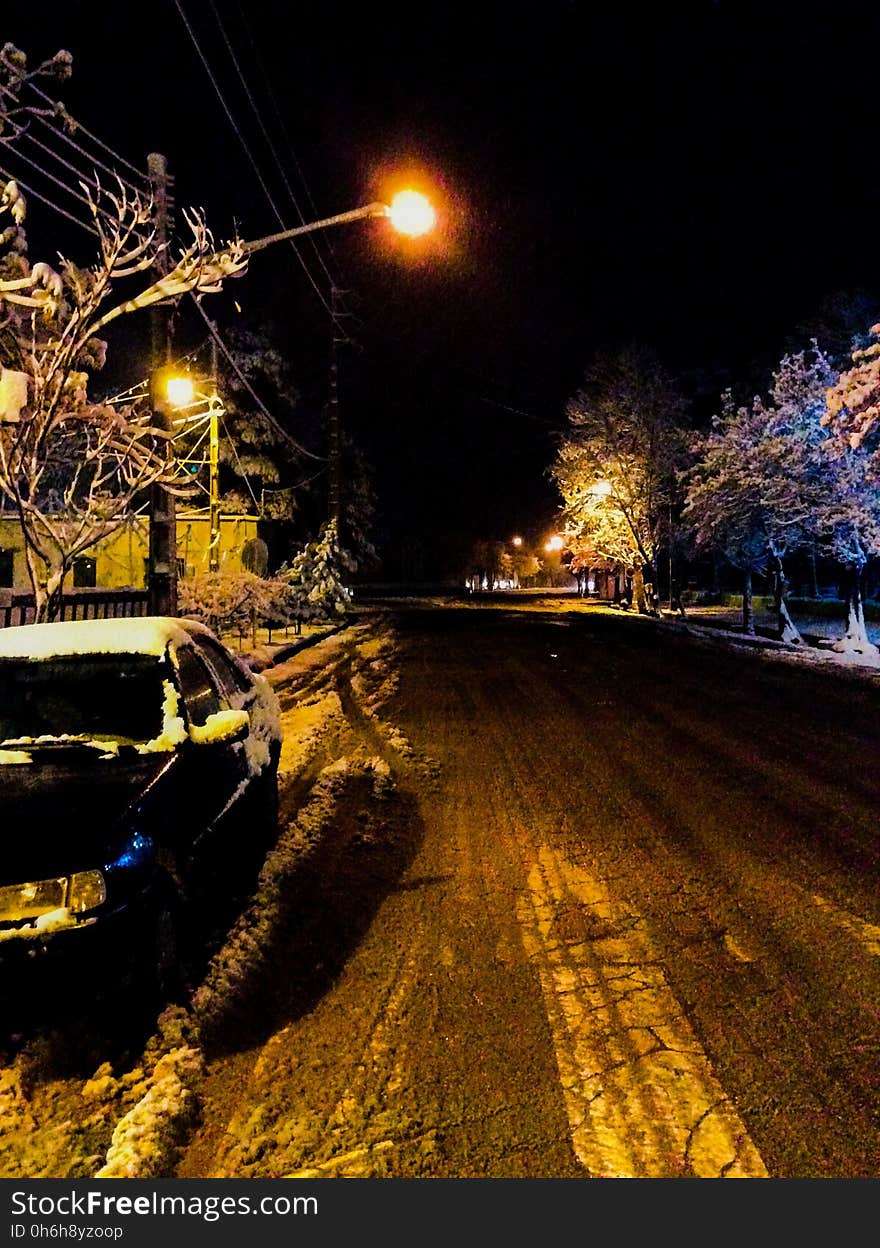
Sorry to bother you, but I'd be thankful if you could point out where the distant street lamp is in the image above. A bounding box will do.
[545,534,564,553]
[512,535,523,547]
[149,189,436,613]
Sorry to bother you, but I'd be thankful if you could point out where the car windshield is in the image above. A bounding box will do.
[0,653,168,745]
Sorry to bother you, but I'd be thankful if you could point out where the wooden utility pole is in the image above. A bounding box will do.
[209,337,221,573]
[327,285,343,532]
[147,152,177,616]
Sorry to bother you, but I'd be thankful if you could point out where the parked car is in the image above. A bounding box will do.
[0,616,282,992]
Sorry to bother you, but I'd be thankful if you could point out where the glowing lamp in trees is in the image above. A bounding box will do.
[165,375,195,409]
[387,190,436,237]
[545,534,564,553]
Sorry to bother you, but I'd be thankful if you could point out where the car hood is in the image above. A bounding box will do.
[0,750,171,883]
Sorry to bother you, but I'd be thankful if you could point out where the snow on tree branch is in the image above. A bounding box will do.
[822,324,880,460]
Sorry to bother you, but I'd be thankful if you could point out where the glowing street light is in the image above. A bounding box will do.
[387,190,436,237]
[545,534,564,553]
[512,535,523,547]
[165,375,195,409]
[163,370,223,574]
[236,190,436,258]
[588,479,612,497]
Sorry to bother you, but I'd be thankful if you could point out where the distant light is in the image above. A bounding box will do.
[166,376,195,408]
[388,190,436,237]
[512,535,523,547]
[589,479,612,497]
[545,534,564,553]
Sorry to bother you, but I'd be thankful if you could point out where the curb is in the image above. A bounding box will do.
[243,620,352,672]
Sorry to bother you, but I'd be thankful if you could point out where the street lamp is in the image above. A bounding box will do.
[236,190,436,257]
[148,190,437,614]
[163,366,223,575]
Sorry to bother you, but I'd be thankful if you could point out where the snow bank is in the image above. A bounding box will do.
[96,1044,203,1179]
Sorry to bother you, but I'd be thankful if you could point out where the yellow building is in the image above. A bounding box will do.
[0,512,260,591]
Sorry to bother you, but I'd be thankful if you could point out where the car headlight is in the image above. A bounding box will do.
[67,870,107,914]
[0,870,106,923]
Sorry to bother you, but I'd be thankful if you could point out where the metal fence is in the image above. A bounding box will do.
[0,588,150,629]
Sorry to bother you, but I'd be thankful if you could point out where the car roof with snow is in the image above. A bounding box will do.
[0,616,215,660]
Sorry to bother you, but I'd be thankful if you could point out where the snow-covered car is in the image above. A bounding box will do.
[0,616,282,988]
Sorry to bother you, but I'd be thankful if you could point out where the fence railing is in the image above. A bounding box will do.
[0,588,150,629]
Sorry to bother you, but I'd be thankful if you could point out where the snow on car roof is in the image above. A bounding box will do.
[0,616,214,660]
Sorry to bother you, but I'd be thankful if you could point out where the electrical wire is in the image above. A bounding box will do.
[0,163,98,237]
[173,0,334,319]
[207,0,337,291]
[192,297,325,462]
[25,80,151,185]
[30,112,149,201]
[218,413,261,511]
[0,134,132,233]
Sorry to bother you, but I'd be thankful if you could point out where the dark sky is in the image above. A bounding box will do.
[4,1,880,573]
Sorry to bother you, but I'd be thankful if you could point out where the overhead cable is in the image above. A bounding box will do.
[0,163,98,237]
[208,0,337,291]
[25,80,151,184]
[191,296,326,462]
[173,0,333,319]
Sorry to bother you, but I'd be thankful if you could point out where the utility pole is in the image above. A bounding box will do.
[147,152,177,615]
[208,337,221,573]
[327,285,343,533]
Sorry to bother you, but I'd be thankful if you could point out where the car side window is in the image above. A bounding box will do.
[192,635,253,699]
[174,646,226,727]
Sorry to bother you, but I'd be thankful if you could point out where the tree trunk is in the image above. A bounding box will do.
[23,539,48,623]
[742,567,755,635]
[632,565,647,613]
[809,544,820,600]
[832,562,879,660]
[771,551,802,644]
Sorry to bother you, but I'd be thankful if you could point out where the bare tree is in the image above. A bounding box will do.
[0,170,247,619]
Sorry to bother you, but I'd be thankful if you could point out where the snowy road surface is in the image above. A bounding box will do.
[2,602,880,1177]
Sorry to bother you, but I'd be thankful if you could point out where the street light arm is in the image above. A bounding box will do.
[239,202,390,256]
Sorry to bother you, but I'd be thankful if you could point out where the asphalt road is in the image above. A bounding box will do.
[335,601,880,1178]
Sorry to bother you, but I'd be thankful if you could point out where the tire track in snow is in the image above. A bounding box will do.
[515,842,768,1177]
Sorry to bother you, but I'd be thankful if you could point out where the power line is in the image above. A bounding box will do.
[25,80,151,185]
[31,110,149,200]
[0,134,133,233]
[173,0,334,319]
[0,163,98,237]
[207,0,338,292]
[191,297,325,462]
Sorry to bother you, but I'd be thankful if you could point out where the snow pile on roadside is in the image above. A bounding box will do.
[96,1042,203,1178]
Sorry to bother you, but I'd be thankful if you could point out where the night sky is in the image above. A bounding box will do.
[4,1,880,576]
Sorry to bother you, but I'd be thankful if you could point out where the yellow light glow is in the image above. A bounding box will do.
[589,479,612,497]
[512,535,523,547]
[166,376,195,408]
[388,190,436,237]
[545,534,564,553]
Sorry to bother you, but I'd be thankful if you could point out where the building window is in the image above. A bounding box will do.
[72,556,97,587]
[0,549,13,589]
